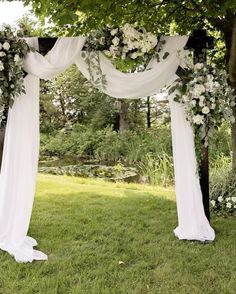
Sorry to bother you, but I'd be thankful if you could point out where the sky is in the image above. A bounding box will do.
[0,1,31,25]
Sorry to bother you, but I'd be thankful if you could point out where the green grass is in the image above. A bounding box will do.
[0,174,235,294]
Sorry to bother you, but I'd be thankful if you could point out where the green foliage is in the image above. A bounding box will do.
[25,0,236,36]
[210,155,236,215]
[40,65,116,133]
[138,153,174,186]
[41,124,173,164]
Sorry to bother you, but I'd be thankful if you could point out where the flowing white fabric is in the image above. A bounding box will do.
[169,92,215,241]
[0,35,215,262]
[0,38,47,262]
[76,36,187,99]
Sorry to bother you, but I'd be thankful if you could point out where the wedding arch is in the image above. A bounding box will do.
[0,34,216,263]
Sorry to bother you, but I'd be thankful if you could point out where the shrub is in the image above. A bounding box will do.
[210,155,236,215]
[138,153,174,186]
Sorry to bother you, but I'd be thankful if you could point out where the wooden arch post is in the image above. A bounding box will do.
[185,30,214,221]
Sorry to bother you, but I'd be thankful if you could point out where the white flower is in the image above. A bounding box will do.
[191,99,197,106]
[3,42,10,51]
[111,28,118,36]
[0,43,2,50]
[218,196,223,202]
[0,61,4,71]
[0,51,6,57]
[192,84,205,98]
[202,106,210,114]
[14,54,22,64]
[194,63,204,70]
[199,100,205,107]
[210,103,216,110]
[226,202,232,209]
[205,81,214,92]
[131,52,138,59]
[210,200,216,207]
[112,36,120,46]
[231,197,236,202]
[225,197,231,202]
[207,74,214,81]
[193,114,204,125]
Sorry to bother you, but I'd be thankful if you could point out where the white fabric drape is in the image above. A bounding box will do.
[0,36,215,262]
[0,38,47,262]
[169,92,215,241]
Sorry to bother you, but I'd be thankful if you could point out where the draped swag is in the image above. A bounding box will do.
[0,36,215,263]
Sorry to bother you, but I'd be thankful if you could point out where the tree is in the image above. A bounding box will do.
[21,0,236,168]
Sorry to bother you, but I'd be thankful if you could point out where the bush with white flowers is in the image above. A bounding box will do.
[0,26,31,124]
[210,169,236,215]
[169,62,235,148]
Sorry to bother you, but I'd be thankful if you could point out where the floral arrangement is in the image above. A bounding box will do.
[82,23,164,90]
[169,62,235,148]
[84,23,159,72]
[0,26,31,125]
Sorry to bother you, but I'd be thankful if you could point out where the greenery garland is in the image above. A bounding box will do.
[0,26,32,125]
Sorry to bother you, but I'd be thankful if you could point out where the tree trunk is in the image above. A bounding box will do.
[228,17,236,170]
[116,99,130,132]
[147,96,151,128]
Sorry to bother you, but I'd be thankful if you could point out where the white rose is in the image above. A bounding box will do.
[0,51,6,57]
[111,28,118,36]
[194,63,204,70]
[207,74,214,81]
[192,84,205,98]
[193,114,204,125]
[218,196,223,202]
[131,52,138,59]
[210,200,216,207]
[3,42,10,51]
[202,106,210,114]
[112,36,120,46]
[226,202,232,209]
[210,103,216,110]
[231,197,236,202]
[226,197,231,202]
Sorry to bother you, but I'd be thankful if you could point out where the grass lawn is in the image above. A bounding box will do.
[0,174,235,294]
